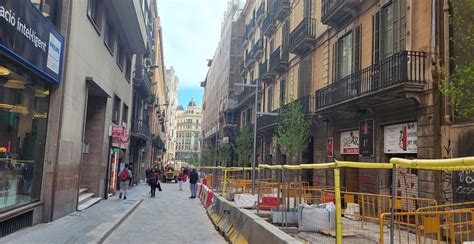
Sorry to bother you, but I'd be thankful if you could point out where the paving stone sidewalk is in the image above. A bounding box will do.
[103,181,226,244]
[1,184,149,244]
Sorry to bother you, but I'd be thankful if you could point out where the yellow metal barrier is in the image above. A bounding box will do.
[379,209,474,244]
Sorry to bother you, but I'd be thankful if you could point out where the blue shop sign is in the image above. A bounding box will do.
[0,0,64,84]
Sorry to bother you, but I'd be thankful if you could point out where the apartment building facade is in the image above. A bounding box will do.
[164,67,179,163]
[175,100,202,163]
[0,0,157,234]
[201,1,244,165]
[236,0,461,203]
[149,14,167,167]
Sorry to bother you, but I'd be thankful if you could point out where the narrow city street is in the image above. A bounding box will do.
[103,182,226,244]
[1,182,224,244]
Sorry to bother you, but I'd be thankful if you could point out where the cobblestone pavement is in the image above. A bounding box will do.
[1,184,148,244]
[103,181,226,244]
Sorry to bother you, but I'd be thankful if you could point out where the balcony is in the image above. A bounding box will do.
[316,51,427,111]
[274,0,290,22]
[131,120,151,140]
[256,2,265,24]
[240,62,247,76]
[245,49,255,68]
[321,0,362,27]
[269,46,289,75]
[238,80,257,105]
[289,18,317,56]
[262,13,276,37]
[257,96,315,131]
[245,18,256,39]
[134,70,153,97]
[252,39,264,60]
[259,62,270,81]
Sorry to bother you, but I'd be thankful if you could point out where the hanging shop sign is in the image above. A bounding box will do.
[0,0,64,84]
[384,122,417,154]
[110,125,129,149]
[359,119,374,156]
[340,130,359,154]
[327,137,334,157]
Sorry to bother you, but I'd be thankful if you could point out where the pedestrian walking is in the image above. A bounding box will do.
[189,169,198,198]
[178,171,185,191]
[128,165,133,186]
[148,168,159,197]
[119,164,130,200]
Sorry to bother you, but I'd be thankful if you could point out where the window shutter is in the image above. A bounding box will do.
[398,0,407,51]
[372,11,380,64]
[298,58,312,97]
[333,42,338,81]
[353,26,361,72]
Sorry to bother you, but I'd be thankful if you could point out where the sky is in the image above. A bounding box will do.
[157,0,229,107]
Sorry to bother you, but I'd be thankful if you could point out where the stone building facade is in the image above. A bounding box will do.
[175,100,202,163]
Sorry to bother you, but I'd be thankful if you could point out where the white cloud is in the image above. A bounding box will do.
[157,0,229,89]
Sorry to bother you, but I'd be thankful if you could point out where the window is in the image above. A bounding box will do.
[0,55,51,212]
[104,19,115,54]
[125,56,132,81]
[87,0,102,33]
[337,33,353,79]
[372,0,406,64]
[116,43,125,71]
[381,4,394,59]
[280,79,286,105]
[112,96,120,124]
[122,104,128,127]
[267,86,273,112]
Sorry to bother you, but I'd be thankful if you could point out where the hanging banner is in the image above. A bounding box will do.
[384,122,417,154]
[359,119,374,156]
[340,130,359,154]
[327,137,334,157]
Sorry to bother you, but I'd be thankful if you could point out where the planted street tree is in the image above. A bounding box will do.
[274,101,311,164]
[218,143,232,167]
[440,0,474,119]
[200,147,214,166]
[234,126,253,167]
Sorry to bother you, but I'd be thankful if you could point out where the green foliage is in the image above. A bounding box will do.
[200,147,214,166]
[189,154,200,167]
[234,126,253,167]
[273,101,311,164]
[218,143,232,166]
[440,0,474,119]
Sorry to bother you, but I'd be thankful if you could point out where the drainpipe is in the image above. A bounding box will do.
[442,0,452,126]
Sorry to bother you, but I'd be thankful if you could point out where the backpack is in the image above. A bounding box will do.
[120,169,129,181]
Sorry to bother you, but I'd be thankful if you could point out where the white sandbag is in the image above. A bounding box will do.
[343,203,361,220]
[298,202,336,232]
[234,193,257,209]
[271,208,298,224]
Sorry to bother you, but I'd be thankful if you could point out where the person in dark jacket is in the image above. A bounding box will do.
[189,169,199,198]
[148,168,159,197]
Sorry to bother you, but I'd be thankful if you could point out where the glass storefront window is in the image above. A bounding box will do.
[0,54,50,212]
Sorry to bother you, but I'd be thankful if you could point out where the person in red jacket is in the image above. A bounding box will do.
[177,171,185,191]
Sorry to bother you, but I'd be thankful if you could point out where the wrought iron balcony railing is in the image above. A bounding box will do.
[316,51,427,109]
[238,80,257,105]
[262,12,276,37]
[252,39,264,59]
[321,0,362,27]
[269,46,289,74]
[256,2,265,24]
[274,0,290,21]
[289,18,317,56]
[131,119,151,139]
